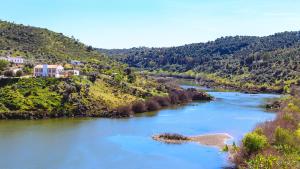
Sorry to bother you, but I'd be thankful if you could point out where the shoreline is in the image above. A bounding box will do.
[149,75,283,94]
[0,88,213,120]
[152,133,232,149]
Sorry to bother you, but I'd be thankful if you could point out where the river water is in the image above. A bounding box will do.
[0,86,279,169]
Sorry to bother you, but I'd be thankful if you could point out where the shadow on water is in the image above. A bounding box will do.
[0,118,95,136]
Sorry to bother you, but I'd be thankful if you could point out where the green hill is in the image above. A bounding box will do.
[100,32,300,93]
[0,20,171,118]
[0,20,105,62]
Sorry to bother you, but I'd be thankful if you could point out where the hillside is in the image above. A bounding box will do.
[0,20,213,119]
[100,32,300,93]
[0,20,111,63]
[0,20,165,118]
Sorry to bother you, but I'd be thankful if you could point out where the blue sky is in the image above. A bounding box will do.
[1,0,300,48]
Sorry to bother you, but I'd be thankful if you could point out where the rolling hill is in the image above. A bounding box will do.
[100,32,300,92]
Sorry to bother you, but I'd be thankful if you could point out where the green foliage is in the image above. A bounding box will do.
[3,70,13,77]
[102,32,300,93]
[237,95,300,168]
[247,154,300,169]
[222,144,229,152]
[15,70,23,77]
[247,154,278,169]
[0,78,62,111]
[253,128,264,135]
[0,59,9,72]
[0,103,9,112]
[242,132,268,154]
[275,127,294,146]
[0,20,111,64]
[0,86,31,110]
[232,142,238,151]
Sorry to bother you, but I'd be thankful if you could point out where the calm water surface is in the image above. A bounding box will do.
[0,87,279,169]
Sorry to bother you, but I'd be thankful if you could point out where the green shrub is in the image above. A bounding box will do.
[274,127,293,146]
[222,144,229,152]
[0,60,9,71]
[4,70,13,77]
[254,127,264,135]
[247,154,278,169]
[16,70,23,77]
[242,132,268,154]
[0,103,9,112]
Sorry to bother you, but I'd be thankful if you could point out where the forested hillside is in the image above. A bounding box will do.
[100,32,300,93]
[0,20,108,63]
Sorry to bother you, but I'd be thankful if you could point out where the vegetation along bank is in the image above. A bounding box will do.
[232,87,300,168]
[0,77,212,120]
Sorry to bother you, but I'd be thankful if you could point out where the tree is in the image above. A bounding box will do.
[86,46,93,52]
[0,60,9,72]
[242,132,268,155]
[16,70,23,77]
[128,74,136,83]
[88,73,97,83]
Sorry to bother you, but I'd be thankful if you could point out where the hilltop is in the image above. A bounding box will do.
[100,32,300,93]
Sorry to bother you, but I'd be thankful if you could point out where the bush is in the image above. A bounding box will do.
[116,105,132,116]
[0,103,9,112]
[4,70,13,77]
[247,154,278,169]
[132,101,147,113]
[153,96,170,107]
[16,70,23,77]
[222,144,229,152]
[274,127,293,146]
[145,100,161,111]
[0,60,9,71]
[158,133,189,140]
[242,132,268,154]
[178,92,189,102]
[169,92,179,104]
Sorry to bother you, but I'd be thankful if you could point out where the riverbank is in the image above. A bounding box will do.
[116,87,213,116]
[152,133,232,149]
[233,93,300,168]
[148,73,284,94]
[0,85,213,120]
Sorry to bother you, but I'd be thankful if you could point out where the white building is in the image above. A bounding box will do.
[0,57,24,64]
[34,64,64,78]
[70,60,82,65]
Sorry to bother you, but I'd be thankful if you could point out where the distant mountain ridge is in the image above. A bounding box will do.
[99,31,300,89]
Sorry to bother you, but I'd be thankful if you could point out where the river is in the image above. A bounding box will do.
[0,86,279,169]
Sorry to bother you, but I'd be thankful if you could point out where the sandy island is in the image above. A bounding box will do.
[152,133,232,149]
